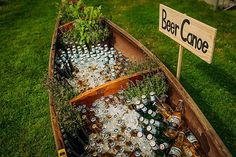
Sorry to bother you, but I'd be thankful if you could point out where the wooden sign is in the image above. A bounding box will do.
[159,4,217,64]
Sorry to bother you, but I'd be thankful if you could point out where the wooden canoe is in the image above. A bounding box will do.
[48,17,232,157]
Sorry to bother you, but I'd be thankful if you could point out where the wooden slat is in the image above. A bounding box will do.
[48,15,66,153]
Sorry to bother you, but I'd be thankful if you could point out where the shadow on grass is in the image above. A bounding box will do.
[197,63,236,99]
[181,75,235,156]
[0,0,8,6]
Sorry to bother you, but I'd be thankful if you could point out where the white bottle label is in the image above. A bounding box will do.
[187,133,198,143]
[169,147,182,157]
[169,115,180,125]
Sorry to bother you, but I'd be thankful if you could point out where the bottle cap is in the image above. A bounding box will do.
[149,91,156,96]
[139,117,144,122]
[139,104,144,109]
[149,119,155,125]
[148,109,153,115]
[92,134,97,139]
[160,142,169,150]
[127,127,132,132]
[81,108,87,114]
[147,134,153,140]
[141,95,147,99]
[134,150,141,157]
[82,115,86,120]
[92,124,97,129]
[114,128,119,133]
[137,132,143,138]
[110,141,116,147]
[146,126,152,131]
[92,152,97,157]
[150,140,156,147]
[97,147,103,153]
[91,117,96,122]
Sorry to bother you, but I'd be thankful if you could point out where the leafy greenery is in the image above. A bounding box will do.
[58,0,84,24]
[70,6,109,45]
[0,0,59,156]
[124,72,168,100]
[127,58,159,75]
[60,0,109,45]
[46,78,80,128]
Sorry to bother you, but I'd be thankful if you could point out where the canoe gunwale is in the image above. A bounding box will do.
[48,16,66,153]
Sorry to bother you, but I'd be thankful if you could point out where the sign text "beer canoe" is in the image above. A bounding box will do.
[159,4,217,64]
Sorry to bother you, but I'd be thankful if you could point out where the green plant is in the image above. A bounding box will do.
[46,78,88,141]
[127,58,159,75]
[58,0,84,24]
[63,5,109,45]
[124,72,168,100]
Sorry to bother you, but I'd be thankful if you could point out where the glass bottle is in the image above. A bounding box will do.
[182,144,201,157]
[149,140,159,151]
[147,134,156,141]
[147,109,157,118]
[146,125,157,134]
[148,92,157,111]
[159,142,169,150]
[168,131,185,157]
[134,149,143,157]
[185,129,206,157]
[141,95,149,106]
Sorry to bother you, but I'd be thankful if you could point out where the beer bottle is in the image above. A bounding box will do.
[168,131,185,157]
[141,95,149,106]
[149,91,158,111]
[159,142,170,151]
[164,100,184,139]
[146,125,157,134]
[147,133,156,141]
[147,109,157,118]
[149,140,159,151]
[149,119,166,132]
[134,149,143,157]
[182,144,201,157]
[185,129,206,157]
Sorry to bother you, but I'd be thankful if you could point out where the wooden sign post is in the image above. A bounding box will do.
[159,4,217,80]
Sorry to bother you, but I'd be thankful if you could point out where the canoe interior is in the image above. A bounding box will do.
[105,20,231,157]
[49,19,232,157]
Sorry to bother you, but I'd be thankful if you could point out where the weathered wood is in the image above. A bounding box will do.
[48,16,66,155]
[176,44,184,80]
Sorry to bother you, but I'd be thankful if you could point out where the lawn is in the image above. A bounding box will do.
[0,0,58,156]
[0,0,235,156]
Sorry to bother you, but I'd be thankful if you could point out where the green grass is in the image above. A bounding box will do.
[0,0,235,156]
[0,0,59,156]
[83,0,236,155]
